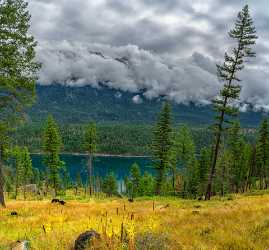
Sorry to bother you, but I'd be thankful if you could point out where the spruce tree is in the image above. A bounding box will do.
[197,147,210,196]
[13,146,33,199]
[205,5,258,200]
[0,125,7,206]
[172,125,198,197]
[84,122,97,195]
[138,172,155,196]
[152,101,172,195]
[173,125,196,167]
[102,173,117,197]
[0,0,40,207]
[76,171,83,188]
[43,115,64,195]
[20,147,33,199]
[129,163,141,198]
[13,146,23,199]
[62,167,71,192]
[255,119,269,189]
[227,122,249,192]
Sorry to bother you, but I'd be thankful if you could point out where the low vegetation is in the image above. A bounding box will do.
[1,193,269,249]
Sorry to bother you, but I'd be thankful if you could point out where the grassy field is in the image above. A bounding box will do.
[1,193,269,249]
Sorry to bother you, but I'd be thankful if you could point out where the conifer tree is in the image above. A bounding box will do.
[0,124,8,206]
[129,163,141,198]
[197,147,211,196]
[138,172,155,196]
[0,0,40,207]
[152,102,172,195]
[13,146,23,199]
[76,171,83,188]
[205,5,258,200]
[20,147,33,199]
[255,119,269,189]
[172,125,198,197]
[43,115,64,195]
[32,168,41,188]
[102,173,117,197]
[84,122,97,195]
[62,167,71,192]
[13,146,33,199]
[173,125,196,167]
[227,122,249,192]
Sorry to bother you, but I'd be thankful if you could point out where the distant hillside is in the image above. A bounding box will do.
[27,85,265,127]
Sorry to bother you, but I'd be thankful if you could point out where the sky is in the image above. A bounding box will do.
[28,0,269,109]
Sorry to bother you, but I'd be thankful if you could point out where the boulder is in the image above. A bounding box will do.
[11,240,29,250]
[51,199,60,203]
[74,230,100,250]
[24,184,38,194]
[59,200,66,205]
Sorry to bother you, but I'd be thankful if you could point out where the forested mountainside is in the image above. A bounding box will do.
[26,85,265,127]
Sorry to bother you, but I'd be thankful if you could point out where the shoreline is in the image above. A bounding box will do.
[31,152,150,158]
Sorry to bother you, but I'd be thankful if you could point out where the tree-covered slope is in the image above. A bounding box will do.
[27,85,265,127]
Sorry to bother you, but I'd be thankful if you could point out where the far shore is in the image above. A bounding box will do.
[31,152,150,158]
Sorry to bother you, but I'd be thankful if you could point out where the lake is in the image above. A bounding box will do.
[31,154,154,184]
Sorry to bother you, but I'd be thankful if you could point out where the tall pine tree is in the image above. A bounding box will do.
[152,102,172,195]
[43,115,64,196]
[205,5,258,200]
[0,0,40,207]
[255,119,269,189]
[84,122,97,195]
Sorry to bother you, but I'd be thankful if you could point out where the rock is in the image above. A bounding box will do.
[24,184,38,194]
[11,211,18,216]
[74,230,100,250]
[160,204,170,209]
[51,198,60,203]
[59,200,66,205]
[11,240,29,250]
[51,199,66,205]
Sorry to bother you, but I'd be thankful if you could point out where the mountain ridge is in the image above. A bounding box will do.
[27,84,266,127]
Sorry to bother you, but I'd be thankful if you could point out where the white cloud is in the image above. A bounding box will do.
[36,41,269,110]
[132,95,143,104]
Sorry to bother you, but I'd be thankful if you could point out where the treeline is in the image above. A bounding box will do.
[12,122,256,155]
[12,123,153,155]
[147,102,269,198]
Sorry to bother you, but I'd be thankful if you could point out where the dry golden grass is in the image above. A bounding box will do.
[1,194,269,249]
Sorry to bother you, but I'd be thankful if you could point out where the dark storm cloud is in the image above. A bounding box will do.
[28,0,269,109]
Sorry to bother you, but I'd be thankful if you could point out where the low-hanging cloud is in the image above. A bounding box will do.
[28,0,269,110]
[37,41,269,110]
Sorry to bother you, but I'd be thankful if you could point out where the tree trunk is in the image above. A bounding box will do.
[156,165,164,195]
[221,161,225,197]
[0,156,6,207]
[172,167,176,196]
[205,127,222,200]
[87,154,93,196]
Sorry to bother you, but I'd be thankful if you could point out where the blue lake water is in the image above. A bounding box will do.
[31,154,154,183]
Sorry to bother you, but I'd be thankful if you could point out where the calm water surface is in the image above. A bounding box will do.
[31,154,154,183]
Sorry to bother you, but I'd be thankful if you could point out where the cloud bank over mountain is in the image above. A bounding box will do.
[28,0,269,110]
[37,41,269,110]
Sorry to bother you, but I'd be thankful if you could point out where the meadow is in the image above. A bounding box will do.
[1,192,269,249]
